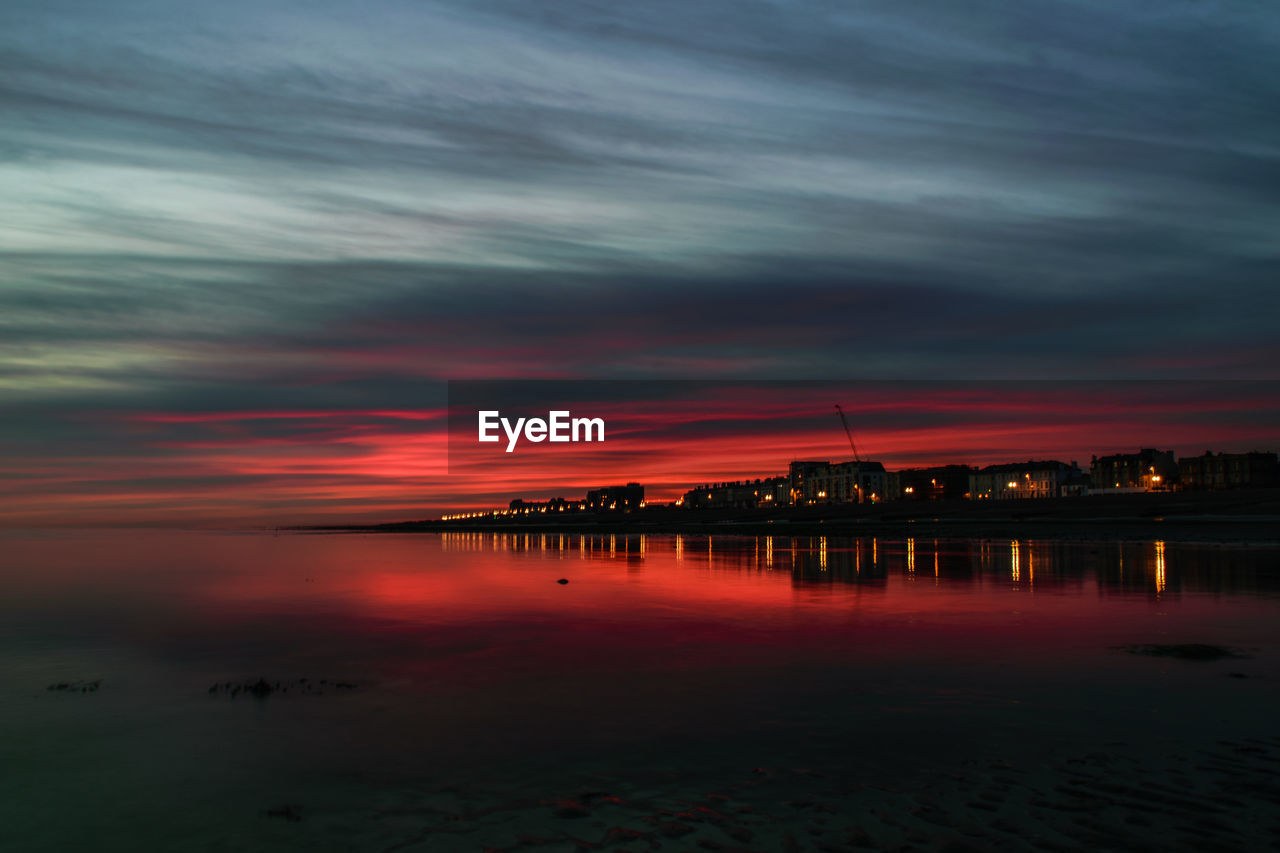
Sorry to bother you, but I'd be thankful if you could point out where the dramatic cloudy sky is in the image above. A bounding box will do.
[2,0,1278,524]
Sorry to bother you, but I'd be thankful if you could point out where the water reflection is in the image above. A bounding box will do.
[1155,540,1166,596]
[1,530,1276,853]
[435,531,1279,599]
[442,530,652,563]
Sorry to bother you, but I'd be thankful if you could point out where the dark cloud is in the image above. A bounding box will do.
[1,0,1277,521]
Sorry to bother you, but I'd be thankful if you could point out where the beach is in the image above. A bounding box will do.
[2,529,1277,851]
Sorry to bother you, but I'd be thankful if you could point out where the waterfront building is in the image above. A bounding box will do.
[682,477,787,509]
[586,483,644,512]
[886,465,975,500]
[970,460,1081,500]
[790,459,886,504]
[506,496,577,515]
[1090,449,1177,492]
[1178,451,1279,490]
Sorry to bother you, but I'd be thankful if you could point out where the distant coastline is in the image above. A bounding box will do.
[311,488,1280,544]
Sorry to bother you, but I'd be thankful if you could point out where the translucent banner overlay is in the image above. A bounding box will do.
[444,379,1280,512]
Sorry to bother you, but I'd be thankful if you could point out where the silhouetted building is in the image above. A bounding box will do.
[1178,451,1279,490]
[787,461,828,505]
[757,476,789,506]
[970,460,1081,499]
[790,459,886,504]
[682,477,786,509]
[887,465,975,500]
[586,483,644,512]
[1091,449,1177,492]
[1060,463,1090,497]
[507,496,578,515]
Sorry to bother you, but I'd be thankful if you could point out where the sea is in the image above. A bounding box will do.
[2,529,1277,851]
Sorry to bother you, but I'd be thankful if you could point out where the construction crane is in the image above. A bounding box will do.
[834,404,860,463]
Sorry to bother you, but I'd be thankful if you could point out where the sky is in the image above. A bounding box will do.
[2,1,1279,525]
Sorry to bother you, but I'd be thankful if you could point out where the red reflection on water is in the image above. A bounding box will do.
[4,531,1275,681]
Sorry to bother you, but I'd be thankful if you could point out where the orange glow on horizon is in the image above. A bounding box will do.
[3,385,1278,525]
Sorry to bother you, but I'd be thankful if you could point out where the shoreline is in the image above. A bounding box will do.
[307,489,1280,544]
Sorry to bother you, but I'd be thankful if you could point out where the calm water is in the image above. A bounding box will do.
[2,530,1278,851]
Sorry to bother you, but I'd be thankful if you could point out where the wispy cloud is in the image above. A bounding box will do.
[2,0,1278,522]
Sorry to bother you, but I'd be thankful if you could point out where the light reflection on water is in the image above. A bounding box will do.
[436,529,1275,601]
[2,529,1277,686]
[0,529,1277,851]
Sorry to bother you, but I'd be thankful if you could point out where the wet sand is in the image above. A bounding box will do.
[240,733,1280,852]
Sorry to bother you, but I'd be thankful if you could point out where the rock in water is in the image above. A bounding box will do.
[1120,643,1244,661]
[551,801,589,818]
[247,678,274,697]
